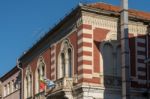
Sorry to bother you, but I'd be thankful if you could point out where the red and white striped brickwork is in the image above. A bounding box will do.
[130,34,149,88]
[136,35,147,84]
[50,44,56,80]
[77,24,93,83]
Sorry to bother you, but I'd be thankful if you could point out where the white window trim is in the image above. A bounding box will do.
[35,56,46,94]
[57,39,74,79]
[24,65,33,99]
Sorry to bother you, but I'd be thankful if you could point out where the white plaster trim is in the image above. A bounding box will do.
[93,73,100,78]
[78,74,92,79]
[77,29,83,36]
[50,44,56,80]
[137,71,146,76]
[136,38,145,43]
[137,55,146,60]
[129,24,147,35]
[106,31,117,40]
[78,38,92,45]
[78,47,92,53]
[136,46,146,51]
[82,15,147,36]
[137,63,146,68]
[78,64,92,71]
[82,16,117,33]
[91,27,94,76]
[24,66,33,98]
[51,57,55,62]
[57,39,74,79]
[51,50,55,55]
[77,29,92,36]
[78,56,92,62]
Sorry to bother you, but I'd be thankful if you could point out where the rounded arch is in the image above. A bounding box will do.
[100,41,114,52]
[100,41,115,76]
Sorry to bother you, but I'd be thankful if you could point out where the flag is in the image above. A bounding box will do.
[40,81,45,91]
[39,76,55,90]
[43,77,55,89]
[46,79,55,88]
[39,76,46,90]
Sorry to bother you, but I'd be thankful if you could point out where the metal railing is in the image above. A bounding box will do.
[34,91,45,99]
[46,77,73,93]
[103,75,122,88]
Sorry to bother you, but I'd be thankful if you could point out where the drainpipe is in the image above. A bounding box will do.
[120,0,130,99]
[17,59,23,99]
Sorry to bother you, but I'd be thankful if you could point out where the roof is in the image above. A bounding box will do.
[19,2,150,62]
[0,66,19,82]
[2,3,150,82]
[86,3,150,20]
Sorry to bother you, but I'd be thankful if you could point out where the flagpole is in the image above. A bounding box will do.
[121,0,130,99]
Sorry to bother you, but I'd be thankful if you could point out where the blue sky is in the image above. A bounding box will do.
[0,0,150,77]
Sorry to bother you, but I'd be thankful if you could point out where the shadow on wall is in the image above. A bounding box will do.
[96,33,149,99]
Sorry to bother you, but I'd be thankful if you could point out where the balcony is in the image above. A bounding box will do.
[46,77,73,98]
[103,75,121,88]
[34,91,45,99]
[26,97,32,99]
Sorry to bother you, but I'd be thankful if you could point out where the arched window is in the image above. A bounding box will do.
[24,66,32,98]
[61,53,65,77]
[58,39,73,79]
[35,56,46,93]
[68,48,72,78]
[102,43,114,76]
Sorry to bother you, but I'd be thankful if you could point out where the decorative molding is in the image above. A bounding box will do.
[82,15,147,39]
[106,31,117,40]
[57,39,74,79]
[82,16,117,33]
[128,24,147,35]
[25,65,32,76]
[76,17,82,28]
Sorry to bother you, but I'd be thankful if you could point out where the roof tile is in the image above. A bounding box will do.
[87,3,150,20]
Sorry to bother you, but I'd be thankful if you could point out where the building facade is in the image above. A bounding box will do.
[0,67,21,99]
[1,2,150,99]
